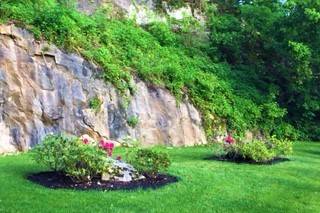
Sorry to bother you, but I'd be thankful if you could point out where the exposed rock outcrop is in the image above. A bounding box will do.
[76,0,204,24]
[0,25,207,154]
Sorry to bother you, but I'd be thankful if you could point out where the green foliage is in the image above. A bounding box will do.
[269,136,293,157]
[120,136,141,148]
[208,0,320,140]
[154,0,206,12]
[0,0,318,140]
[127,115,139,128]
[216,137,293,163]
[128,148,171,178]
[33,134,72,171]
[33,134,111,182]
[239,140,275,162]
[146,22,177,46]
[89,96,102,112]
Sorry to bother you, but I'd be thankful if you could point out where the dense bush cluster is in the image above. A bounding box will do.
[0,0,318,140]
[33,134,172,181]
[33,134,112,182]
[215,137,293,163]
[128,148,171,178]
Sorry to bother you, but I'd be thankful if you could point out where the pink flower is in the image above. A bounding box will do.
[225,135,235,144]
[82,138,89,145]
[99,139,104,147]
[99,138,114,157]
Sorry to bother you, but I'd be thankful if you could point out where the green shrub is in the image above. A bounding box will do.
[216,137,293,163]
[33,134,71,171]
[127,115,139,128]
[128,148,171,178]
[238,140,275,162]
[33,134,112,182]
[269,136,293,157]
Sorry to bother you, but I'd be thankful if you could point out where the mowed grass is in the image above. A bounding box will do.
[0,142,319,213]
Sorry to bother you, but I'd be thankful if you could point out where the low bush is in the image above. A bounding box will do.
[238,140,275,162]
[215,137,293,163]
[33,134,112,182]
[128,148,171,178]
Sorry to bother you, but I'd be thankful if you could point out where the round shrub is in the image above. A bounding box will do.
[128,148,171,178]
[239,140,275,162]
[33,134,112,182]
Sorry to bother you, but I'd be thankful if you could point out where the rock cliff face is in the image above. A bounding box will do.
[76,0,204,24]
[0,25,207,154]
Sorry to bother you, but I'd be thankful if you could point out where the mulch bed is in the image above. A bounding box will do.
[27,172,178,191]
[205,155,290,165]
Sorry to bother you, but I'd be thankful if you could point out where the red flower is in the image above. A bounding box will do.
[99,140,104,148]
[225,135,235,144]
[82,138,89,145]
[99,138,114,157]
[116,155,122,161]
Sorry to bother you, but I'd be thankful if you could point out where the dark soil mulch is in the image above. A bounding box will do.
[27,172,178,191]
[204,155,290,165]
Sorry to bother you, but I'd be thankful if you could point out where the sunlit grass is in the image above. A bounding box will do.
[0,142,319,213]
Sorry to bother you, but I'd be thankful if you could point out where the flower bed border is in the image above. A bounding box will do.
[27,171,178,191]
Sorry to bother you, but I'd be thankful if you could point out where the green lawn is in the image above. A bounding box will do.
[0,142,319,213]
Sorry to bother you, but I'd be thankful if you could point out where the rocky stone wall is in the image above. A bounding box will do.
[0,25,207,154]
[76,0,204,24]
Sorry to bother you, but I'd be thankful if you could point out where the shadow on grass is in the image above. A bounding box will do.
[298,149,320,156]
[203,156,291,165]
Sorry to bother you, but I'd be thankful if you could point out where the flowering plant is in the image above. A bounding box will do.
[80,134,94,145]
[224,134,235,144]
[99,138,115,157]
[33,134,112,182]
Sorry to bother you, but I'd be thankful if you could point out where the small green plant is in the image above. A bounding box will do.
[127,115,139,128]
[128,148,171,178]
[89,96,102,112]
[33,134,112,182]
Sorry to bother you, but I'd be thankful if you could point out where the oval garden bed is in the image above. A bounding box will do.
[28,172,178,190]
[30,134,177,191]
